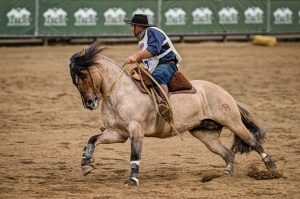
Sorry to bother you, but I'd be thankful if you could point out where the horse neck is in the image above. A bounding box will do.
[98,57,138,101]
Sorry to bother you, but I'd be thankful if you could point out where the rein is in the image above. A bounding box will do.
[135,63,183,140]
[101,62,127,101]
[75,60,182,140]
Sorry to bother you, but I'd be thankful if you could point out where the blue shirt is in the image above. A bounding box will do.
[146,28,178,64]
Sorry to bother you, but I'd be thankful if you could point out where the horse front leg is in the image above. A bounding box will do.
[81,133,99,175]
[125,121,144,187]
[81,128,128,176]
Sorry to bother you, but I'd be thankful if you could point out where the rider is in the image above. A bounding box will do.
[124,14,182,120]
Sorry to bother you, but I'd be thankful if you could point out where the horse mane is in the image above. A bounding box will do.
[69,41,105,83]
[70,40,105,69]
[69,40,130,86]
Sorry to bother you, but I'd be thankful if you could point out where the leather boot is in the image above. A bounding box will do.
[156,84,172,122]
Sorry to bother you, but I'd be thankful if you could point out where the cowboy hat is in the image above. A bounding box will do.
[124,14,153,27]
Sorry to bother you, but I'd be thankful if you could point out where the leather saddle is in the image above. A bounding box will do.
[130,67,196,95]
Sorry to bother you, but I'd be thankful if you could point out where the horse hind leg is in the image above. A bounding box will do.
[228,102,277,172]
[225,119,277,172]
[190,120,235,176]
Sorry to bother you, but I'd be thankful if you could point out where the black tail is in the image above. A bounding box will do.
[231,101,265,154]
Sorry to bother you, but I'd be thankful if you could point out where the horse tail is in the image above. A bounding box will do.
[231,101,266,154]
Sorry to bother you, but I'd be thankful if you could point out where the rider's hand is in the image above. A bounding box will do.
[125,50,152,64]
[125,54,139,64]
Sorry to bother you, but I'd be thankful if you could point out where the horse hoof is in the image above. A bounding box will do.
[224,169,233,176]
[224,163,233,176]
[124,178,139,187]
[263,156,277,172]
[82,165,95,176]
[265,161,277,172]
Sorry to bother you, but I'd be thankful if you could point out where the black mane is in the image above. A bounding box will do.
[70,40,105,69]
[69,41,105,83]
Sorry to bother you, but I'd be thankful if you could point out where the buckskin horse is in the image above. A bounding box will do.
[69,41,277,186]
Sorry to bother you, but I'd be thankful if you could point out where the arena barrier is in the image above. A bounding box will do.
[0,0,299,37]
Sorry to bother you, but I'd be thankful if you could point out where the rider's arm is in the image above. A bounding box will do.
[126,28,165,64]
[146,28,165,56]
[126,50,152,64]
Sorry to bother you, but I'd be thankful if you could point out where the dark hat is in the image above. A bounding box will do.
[124,14,153,27]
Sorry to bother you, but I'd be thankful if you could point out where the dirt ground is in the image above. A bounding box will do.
[0,42,299,199]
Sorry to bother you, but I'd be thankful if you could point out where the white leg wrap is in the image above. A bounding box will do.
[131,160,140,165]
[130,177,139,185]
[226,163,232,170]
[261,153,268,159]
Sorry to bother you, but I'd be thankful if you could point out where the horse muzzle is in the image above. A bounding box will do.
[84,95,100,110]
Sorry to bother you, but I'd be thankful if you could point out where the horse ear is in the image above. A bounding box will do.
[79,48,85,56]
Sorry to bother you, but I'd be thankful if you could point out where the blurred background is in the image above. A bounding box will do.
[0,0,299,45]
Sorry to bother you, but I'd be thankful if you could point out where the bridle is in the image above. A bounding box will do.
[70,64,102,107]
[101,62,127,100]
[70,62,127,105]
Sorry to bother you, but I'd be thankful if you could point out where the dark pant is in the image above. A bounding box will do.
[151,62,177,85]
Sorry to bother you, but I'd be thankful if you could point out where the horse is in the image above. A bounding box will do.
[69,41,277,186]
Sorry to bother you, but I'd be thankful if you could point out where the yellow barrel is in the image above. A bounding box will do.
[253,35,277,46]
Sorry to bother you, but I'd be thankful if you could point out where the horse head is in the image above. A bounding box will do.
[69,41,105,110]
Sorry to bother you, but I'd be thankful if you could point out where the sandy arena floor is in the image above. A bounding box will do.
[0,42,299,198]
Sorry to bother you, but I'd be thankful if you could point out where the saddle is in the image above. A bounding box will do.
[131,66,194,139]
[130,67,196,95]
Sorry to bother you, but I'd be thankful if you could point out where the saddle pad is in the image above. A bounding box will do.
[130,67,193,93]
[168,71,192,92]
[132,78,197,95]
